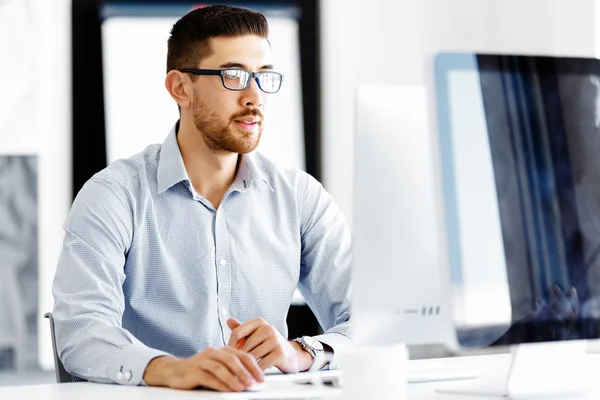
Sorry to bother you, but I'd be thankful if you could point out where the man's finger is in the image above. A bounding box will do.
[227,318,266,347]
[209,349,256,387]
[551,285,563,300]
[195,367,236,392]
[223,347,264,382]
[257,351,283,371]
[199,359,246,392]
[249,339,277,362]
[240,326,273,353]
[227,318,242,331]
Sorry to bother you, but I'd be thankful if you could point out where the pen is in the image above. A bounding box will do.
[235,337,247,350]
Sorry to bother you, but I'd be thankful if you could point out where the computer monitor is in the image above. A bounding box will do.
[432,52,600,397]
[352,85,456,349]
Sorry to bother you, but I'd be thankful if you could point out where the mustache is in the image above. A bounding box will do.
[231,109,263,122]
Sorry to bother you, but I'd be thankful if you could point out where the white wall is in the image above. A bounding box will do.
[37,0,72,370]
[0,0,71,371]
[320,0,597,224]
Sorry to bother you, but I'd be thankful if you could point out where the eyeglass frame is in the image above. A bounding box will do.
[178,68,284,93]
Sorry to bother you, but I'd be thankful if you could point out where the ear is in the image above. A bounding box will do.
[165,70,192,110]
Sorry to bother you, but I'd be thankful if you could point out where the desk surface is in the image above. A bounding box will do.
[2,354,599,400]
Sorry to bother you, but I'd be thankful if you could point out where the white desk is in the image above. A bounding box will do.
[2,355,600,400]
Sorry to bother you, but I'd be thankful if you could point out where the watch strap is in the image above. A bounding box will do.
[293,337,325,372]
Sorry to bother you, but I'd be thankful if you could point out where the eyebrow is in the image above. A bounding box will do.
[219,62,274,70]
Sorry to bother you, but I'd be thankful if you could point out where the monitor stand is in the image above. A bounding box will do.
[437,340,588,398]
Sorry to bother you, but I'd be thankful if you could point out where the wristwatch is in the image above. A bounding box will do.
[292,336,326,372]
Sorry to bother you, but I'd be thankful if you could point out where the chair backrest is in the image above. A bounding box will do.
[44,312,86,383]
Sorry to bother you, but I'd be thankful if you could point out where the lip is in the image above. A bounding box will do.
[235,120,260,131]
[235,118,261,124]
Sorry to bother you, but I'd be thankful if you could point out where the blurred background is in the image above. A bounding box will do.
[0,0,598,386]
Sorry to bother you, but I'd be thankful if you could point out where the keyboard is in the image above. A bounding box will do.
[408,367,480,383]
[263,365,480,388]
[407,359,483,383]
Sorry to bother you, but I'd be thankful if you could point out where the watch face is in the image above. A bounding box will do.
[303,336,324,351]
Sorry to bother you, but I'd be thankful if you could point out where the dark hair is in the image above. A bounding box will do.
[167,5,269,74]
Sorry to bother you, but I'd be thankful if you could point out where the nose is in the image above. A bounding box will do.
[240,78,264,108]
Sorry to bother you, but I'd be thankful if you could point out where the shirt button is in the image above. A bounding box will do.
[125,370,132,381]
[116,371,123,380]
[221,308,228,316]
[220,259,227,266]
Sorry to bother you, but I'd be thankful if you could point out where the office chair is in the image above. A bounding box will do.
[44,312,86,383]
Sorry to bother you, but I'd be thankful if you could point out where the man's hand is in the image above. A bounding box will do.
[493,285,580,345]
[533,286,579,323]
[529,285,579,341]
[142,347,264,392]
[227,318,312,373]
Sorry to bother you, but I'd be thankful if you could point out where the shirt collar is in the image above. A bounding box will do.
[157,122,191,195]
[157,122,274,195]
[232,152,275,193]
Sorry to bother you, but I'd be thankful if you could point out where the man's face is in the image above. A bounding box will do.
[191,35,273,154]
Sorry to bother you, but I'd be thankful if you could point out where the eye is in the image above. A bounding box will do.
[224,69,244,79]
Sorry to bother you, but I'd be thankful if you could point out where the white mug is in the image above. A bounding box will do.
[337,343,408,400]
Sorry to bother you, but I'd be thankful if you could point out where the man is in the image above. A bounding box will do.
[52,5,352,393]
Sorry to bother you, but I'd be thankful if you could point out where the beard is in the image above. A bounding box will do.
[192,95,263,154]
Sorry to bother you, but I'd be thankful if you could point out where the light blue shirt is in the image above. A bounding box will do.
[52,123,353,385]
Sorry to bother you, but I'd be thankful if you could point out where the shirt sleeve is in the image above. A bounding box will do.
[297,172,354,369]
[52,178,169,385]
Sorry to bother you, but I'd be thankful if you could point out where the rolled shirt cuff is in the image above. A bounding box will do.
[312,332,354,370]
[109,346,170,386]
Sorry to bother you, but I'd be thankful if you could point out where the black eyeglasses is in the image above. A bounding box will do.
[179,68,284,94]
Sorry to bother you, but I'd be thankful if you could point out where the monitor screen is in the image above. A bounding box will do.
[100,2,305,169]
[434,53,600,347]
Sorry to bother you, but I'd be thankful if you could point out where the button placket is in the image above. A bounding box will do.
[214,209,232,337]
